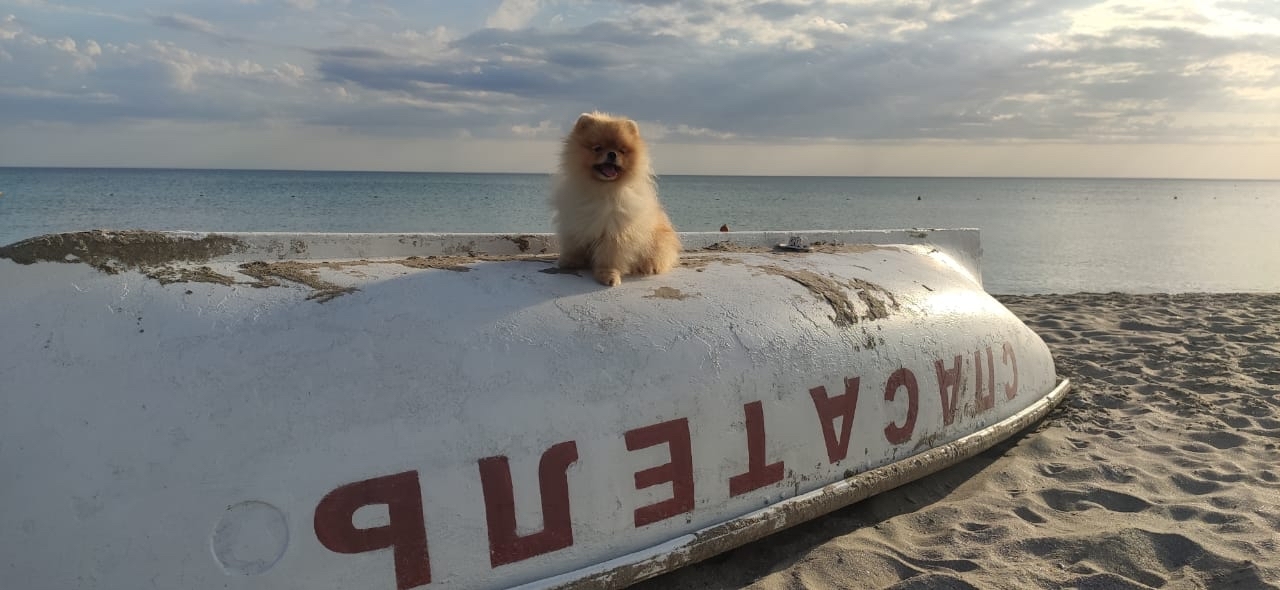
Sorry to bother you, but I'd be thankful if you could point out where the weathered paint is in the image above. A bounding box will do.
[0,229,1063,590]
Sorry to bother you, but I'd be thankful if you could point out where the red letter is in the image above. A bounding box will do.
[883,368,918,445]
[625,418,694,527]
[809,378,860,463]
[975,347,996,413]
[1002,341,1019,401]
[934,355,963,426]
[729,401,785,496]
[478,441,579,567]
[315,471,430,590]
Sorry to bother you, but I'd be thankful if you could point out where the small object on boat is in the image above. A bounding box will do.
[720,224,729,232]
[777,234,812,251]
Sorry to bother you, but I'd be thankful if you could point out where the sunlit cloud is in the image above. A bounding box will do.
[0,0,1277,175]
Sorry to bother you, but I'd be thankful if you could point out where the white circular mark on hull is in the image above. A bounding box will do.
[211,501,289,575]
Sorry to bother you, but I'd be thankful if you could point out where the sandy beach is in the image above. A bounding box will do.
[636,293,1280,589]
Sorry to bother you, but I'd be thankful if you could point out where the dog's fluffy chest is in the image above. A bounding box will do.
[556,183,657,241]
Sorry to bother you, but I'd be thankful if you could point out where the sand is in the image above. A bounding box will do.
[636,293,1280,590]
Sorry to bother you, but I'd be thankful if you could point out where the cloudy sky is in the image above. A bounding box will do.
[1,0,1277,177]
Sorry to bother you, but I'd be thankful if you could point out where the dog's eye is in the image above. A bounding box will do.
[618,148,628,155]
[591,145,602,153]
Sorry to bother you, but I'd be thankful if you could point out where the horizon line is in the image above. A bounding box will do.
[1,165,1277,182]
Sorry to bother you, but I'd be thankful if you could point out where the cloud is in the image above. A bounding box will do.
[0,23,317,128]
[153,13,220,36]
[50,35,75,52]
[7,0,140,23]
[511,119,557,138]
[1,14,21,40]
[150,12,252,46]
[641,122,737,141]
[1,0,1277,148]
[487,0,542,30]
[0,85,117,102]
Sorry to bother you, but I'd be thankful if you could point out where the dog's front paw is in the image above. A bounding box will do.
[593,268,622,286]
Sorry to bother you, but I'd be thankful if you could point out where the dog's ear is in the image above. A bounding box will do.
[624,119,640,136]
[573,113,597,133]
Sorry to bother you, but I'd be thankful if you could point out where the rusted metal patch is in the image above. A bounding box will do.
[644,287,698,301]
[0,230,248,274]
[701,241,757,253]
[757,266,861,326]
[0,231,564,301]
[546,378,1071,590]
[680,255,743,270]
[237,261,357,303]
[394,256,475,272]
[505,234,552,253]
[754,265,901,326]
[680,243,901,272]
[701,241,890,255]
[145,266,237,286]
[230,255,558,301]
[850,277,900,321]
[1,231,904,313]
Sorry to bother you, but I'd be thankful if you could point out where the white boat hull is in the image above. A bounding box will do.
[0,229,1066,590]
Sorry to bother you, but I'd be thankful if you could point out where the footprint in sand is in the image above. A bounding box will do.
[1118,320,1184,333]
[1221,415,1253,428]
[886,573,979,589]
[1191,468,1249,483]
[1169,473,1223,495]
[1068,572,1156,589]
[1065,437,1091,450]
[1014,506,1048,524]
[1187,430,1248,450]
[1038,488,1153,513]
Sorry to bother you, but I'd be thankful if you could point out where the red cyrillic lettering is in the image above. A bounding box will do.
[934,355,963,426]
[883,368,919,445]
[314,471,430,590]
[809,378,860,463]
[478,441,579,567]
[729,401,785,496]
[625,418,694,527]
[975,346,996,413]
[1002,341,1019,401]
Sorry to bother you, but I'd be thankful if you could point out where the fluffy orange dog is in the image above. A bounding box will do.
[552,112,681,286]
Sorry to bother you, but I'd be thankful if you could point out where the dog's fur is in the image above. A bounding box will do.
[551,112,680,286]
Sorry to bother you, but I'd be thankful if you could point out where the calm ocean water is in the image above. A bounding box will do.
[1,167,1277,294]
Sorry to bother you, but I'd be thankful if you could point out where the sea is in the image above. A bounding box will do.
[1,167,1277,295]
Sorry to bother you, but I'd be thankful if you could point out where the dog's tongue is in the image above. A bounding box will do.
[599,164,619,178]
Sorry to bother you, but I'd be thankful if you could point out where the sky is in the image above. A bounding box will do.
[0,0,1277,177]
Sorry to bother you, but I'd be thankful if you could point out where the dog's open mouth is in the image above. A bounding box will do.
[593,163,622,180]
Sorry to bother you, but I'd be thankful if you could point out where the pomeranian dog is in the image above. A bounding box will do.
[551,112,681,287]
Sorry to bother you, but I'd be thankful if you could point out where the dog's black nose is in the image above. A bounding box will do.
[606,151,617,162]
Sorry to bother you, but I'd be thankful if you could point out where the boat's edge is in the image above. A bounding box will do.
[0,228,984,289]
[525,377,1072,590]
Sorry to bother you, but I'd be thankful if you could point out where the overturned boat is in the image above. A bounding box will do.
[0,229,1068,590]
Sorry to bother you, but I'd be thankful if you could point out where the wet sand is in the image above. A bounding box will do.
[636,293,1280,590]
